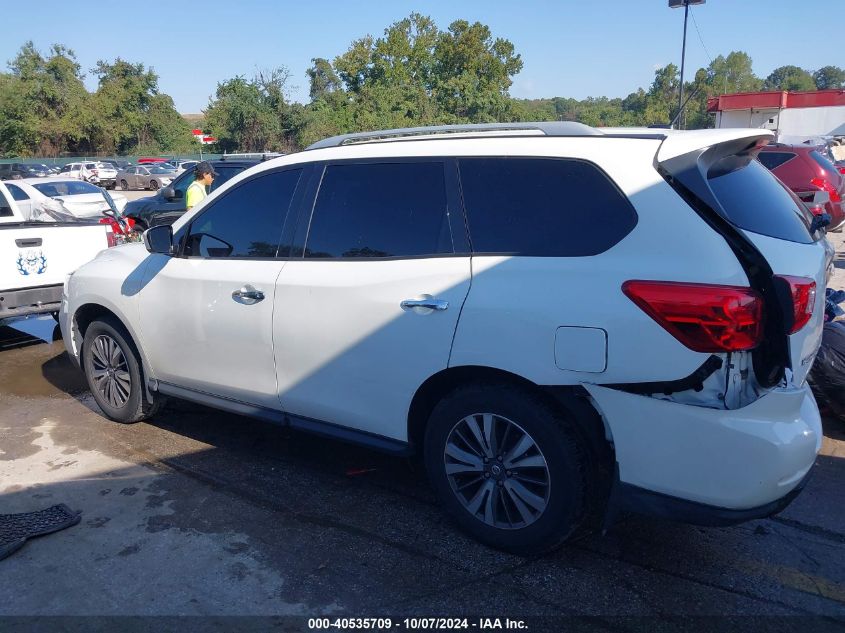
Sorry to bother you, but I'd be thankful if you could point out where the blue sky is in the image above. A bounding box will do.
[1,1,840,113]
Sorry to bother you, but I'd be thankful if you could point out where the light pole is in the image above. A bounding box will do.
[669,0,705,128]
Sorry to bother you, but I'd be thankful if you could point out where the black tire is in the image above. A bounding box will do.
[81,316,162,424]
[424,383,587,555]
[149,180,159,190]
[120,179,129,191]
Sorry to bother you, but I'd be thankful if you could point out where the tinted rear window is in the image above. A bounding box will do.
[708,159,814,244]
[305,162,452,258]
[458,158,637,256]
[33,180,101,196]
[757,152,795,171]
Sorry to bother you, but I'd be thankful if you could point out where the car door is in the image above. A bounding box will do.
[273,159,472,442]
[138,167,306,408]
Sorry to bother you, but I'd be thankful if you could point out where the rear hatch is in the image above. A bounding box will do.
[657,130,829,387]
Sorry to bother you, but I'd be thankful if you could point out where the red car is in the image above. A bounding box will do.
[758,143,845,230]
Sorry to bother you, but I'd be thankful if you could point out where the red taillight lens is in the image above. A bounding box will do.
[837,167,845,175]
[105,225,117,247]
[775,275,816,334]
[622,280,764,352]
[810,177,842,203]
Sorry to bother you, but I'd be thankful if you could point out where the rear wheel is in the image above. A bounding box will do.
[424,383,587,555]
[82,316,162,424]
[120,179,129,191]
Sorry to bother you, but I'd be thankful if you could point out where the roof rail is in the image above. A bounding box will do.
[219,152,284,162]
[305,121,602,150]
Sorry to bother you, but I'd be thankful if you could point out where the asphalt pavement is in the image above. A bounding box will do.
[0,232,844,628]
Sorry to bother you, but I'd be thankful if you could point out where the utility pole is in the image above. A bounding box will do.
[669,0,705,128]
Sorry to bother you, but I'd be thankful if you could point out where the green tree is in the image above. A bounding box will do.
[6,42,91,155]
[307,58,341,101]
[204,68,297,152]
[813,65,845,90]
[763,65,816,91]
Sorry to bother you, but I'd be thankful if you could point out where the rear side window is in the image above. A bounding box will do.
[305,162,452,258]
[458,158,637,256]
[185,169,302,258]
[708,159,813,244]
[6,184,30,201]
[0,190,13,217]
[757,152,795,170]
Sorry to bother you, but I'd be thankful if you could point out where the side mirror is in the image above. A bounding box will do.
[162,186,177,200]
[144,225,173,255]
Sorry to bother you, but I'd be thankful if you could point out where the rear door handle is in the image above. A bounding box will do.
[232,285,265,305]
[16,238,42,248]
[400,295,449,313]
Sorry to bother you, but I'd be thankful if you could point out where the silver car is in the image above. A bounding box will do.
[117,166,176,191]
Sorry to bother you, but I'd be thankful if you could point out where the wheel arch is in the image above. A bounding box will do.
[73,302,157,402]
[407,365,615,469]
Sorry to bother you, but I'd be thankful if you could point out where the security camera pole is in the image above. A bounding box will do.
[669,0,705,128]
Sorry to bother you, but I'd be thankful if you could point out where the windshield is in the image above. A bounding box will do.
[149,166,175,174]
[32,180,102,197]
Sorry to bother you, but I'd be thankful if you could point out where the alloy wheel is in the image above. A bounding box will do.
[444,413,550,530]
[90,334,132,409]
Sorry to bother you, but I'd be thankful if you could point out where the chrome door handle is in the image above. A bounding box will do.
[400,295,449,313]
[232,285,265,305]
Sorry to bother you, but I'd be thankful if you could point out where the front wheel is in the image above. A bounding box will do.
[82,317,162,423]
[149,180,159,190]
[424,383,587,555]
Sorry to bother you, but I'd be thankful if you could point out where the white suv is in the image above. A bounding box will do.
[60,123,829,553]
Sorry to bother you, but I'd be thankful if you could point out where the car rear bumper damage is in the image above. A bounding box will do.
[585,381,822,518]
[0,284,62,319]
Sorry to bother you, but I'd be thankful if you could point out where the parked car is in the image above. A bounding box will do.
[137,157,170,165]
[164,160,199,174]
[0,181,114,322]
[6,179,127,219]
[758,143,845,230]
[101,160,133,172]
[62,123,827,554]
[0,163,40,180]
[122,159,260,229]
[58,162,118,189]
[117,165,176,191]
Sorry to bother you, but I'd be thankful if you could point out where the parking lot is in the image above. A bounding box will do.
[1,228,844,624]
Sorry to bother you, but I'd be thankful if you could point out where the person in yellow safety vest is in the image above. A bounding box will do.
[185,161,217,210]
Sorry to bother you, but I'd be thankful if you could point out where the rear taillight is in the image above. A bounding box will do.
[622,280,764,352]
[837,166,845,175]
[810,177,842,203]
[105,225,117,247]
[775,275,816,334]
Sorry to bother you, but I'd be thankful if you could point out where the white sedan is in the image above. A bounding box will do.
[4,178,127,220]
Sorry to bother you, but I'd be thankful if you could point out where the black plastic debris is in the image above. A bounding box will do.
[808,321,845,421]
[0,504,81,560]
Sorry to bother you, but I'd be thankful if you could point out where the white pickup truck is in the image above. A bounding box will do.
[0,181,114,321]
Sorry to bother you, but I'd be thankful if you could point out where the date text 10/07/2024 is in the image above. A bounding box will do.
[308,618,529,630]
